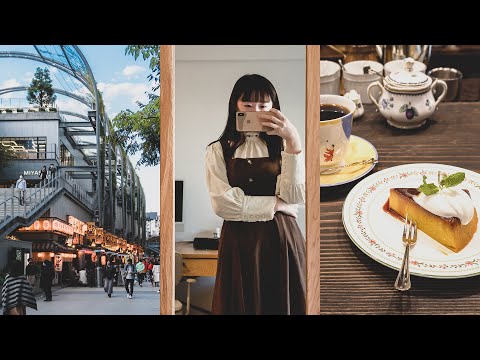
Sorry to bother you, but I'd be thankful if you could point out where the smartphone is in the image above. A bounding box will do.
[236,111,271,132]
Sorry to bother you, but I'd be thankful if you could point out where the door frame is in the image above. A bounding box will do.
[159,45,320,314]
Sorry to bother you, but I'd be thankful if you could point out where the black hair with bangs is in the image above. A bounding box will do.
[214,74,284,160]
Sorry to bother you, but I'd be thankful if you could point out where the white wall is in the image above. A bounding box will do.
[175,45,306,241]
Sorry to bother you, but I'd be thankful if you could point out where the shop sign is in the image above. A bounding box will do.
[95,227,104,244]
[85,222,96,242]
[67,215,86,235]
[52,219,74,236]
[54,254,63,272]
[23,170,41,176]
[19,218,73,236]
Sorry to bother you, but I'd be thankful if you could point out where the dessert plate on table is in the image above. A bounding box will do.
[342,163,480,279]
[320,135,378,187]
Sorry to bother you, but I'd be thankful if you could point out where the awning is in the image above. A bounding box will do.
[32,240,77,254]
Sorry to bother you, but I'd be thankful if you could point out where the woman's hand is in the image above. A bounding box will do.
[274,196,298,218]
[259,108,302,154]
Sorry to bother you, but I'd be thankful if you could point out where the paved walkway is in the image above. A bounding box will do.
[27,284,160,315]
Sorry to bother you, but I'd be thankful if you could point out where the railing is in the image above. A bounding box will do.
[0,107,58,113]
[0,173,60,224]
[0,97,58,111]
[61,171,95,210]
[1,140,60,163]
[0,170,95,228]
[10,151,58,160]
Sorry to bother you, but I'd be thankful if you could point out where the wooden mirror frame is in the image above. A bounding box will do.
[160,45,320,315]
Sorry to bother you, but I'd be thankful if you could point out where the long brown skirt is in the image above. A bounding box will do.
[212,212,306,315]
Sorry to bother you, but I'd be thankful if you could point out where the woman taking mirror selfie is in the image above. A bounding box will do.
[205,74,306,315]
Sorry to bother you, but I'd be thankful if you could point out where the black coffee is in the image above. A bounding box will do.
[320,104,350,121]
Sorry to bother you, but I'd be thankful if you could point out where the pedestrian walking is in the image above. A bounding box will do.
[147,260,154,287]
[39,165,47,183]
[135,259,145,287]
[124,258,136,299]
[153,260,160,293]
[103,260,116,298]
[48,164,56,186]
[2,260,37,315]
[15,174,27,205]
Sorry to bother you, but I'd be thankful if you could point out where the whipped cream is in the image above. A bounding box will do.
[413,187,475,225]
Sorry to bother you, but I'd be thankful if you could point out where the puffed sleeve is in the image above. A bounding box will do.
[275,150,306,204]
[205,142,276,222]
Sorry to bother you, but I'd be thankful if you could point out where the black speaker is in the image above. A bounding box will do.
[193,237,219,250]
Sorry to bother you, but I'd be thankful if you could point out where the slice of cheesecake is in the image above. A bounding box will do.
[389,188,478,253]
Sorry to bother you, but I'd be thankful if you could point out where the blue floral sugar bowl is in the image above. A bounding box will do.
[367,57,448,129]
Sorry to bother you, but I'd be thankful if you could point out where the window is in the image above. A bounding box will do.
[0,137,47,159]
[60,143,74,166]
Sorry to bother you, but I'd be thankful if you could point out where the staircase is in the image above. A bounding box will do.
[0,171,95,239]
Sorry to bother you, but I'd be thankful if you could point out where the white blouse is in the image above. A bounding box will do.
[205,132,305,222]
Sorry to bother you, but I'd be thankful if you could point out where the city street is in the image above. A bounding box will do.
[27,284,160,315]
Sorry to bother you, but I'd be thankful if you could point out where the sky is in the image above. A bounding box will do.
[0,45,160,213]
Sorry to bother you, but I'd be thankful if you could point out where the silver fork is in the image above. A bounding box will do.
[394,215,417,291]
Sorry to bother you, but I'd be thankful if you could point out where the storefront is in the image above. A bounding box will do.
[0,235,32,273]
[15,216,139,283]
[31,240,77,285]
[16,217,76,285]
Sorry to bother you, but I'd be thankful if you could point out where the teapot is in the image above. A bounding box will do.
[367,58,448,129]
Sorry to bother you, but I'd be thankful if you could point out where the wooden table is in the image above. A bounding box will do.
[175,241,218,277]
[321,102,480,314]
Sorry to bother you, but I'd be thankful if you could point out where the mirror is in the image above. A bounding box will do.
[172,45,309,315]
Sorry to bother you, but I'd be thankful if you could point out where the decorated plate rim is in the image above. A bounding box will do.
[342,163,480,279]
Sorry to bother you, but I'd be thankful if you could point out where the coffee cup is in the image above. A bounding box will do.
[320,94,356,174]
[320,60,341,95]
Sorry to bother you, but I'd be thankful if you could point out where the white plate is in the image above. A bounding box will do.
[343,163,480,279]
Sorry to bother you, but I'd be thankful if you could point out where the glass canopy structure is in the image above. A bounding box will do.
[0,45,146,244]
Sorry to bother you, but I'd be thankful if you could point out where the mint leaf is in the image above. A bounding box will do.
[419,183,439,195]
[418,175,439,195]
[440,172,465,189]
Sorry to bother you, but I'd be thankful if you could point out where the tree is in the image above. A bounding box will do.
[26,67,57,107]
[111,46,160,167]
[0,146,16,167]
